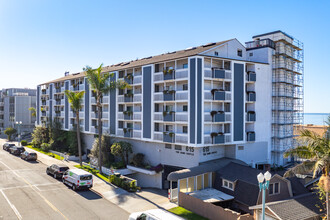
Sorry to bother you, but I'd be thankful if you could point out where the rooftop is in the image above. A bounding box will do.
[252,30,294,40]
[187,188,234,203]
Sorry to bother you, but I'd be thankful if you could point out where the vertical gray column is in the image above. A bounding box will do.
[64,81,69,129]
[233,63,244,141]
[49,84,53,122]
[110,74,116,134]
[189,58,196,144]
[84,78,90,132]
[143,66,152,139]
[197,58,202,144]
[37,86,40,125]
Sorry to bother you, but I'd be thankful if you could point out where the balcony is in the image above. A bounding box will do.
[133,75,142,84]
[175,91,188,101]
[133,130,142,138]
[210,111,225,122]
[133,94,142,102]
[124,92,133,102]
[176,134,188,144]
[246,112,256,122]
[163,112,175,122]
[124,75,133,84]
[124,111,133,120]
[163,132,175,143]
[175,69,188,79]
[123,128,133,138]
[246,71,256,82]
[212,90,225,101]
[163,90,175,101]
[247,132,256,142]
[212,68,225,79]
[163,69,175,81]
[211,133,225,144]
[245,38,275,50]
[246,92,256,102]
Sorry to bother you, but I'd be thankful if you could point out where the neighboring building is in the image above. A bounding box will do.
[250,193,323,220]
[36,30,304,189]
[294,124,328,137]
[0,88,36,135]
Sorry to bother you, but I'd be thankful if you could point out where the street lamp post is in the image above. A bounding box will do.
[15,121,22,146]
[257,171,272,220]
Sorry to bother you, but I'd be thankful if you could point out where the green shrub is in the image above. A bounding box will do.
[132,153,144,167]
[41,143,51,152]
[21,140,28,146]
[130,180,136,188]
[121,181,130,191]
[111,161,125,169]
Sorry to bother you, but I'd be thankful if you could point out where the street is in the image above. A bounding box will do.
[0,141,129,220]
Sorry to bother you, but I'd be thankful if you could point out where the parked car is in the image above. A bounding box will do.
[3,143,15,151]
[46,164,69,179]
[62,169,93,191]
[20,151,37,161]
[10,146,25,156]
[128,209,184,220]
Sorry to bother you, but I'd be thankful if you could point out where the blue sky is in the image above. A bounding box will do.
[0,0,329,113]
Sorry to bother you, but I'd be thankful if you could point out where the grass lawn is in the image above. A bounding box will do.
[168,207,208,220]
[25,145,64,160]
[74,165,109,182]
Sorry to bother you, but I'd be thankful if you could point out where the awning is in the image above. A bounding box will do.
[188,188,234,203]
[167,157,247,181]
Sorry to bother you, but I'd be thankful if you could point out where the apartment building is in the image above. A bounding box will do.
[36,30,303,188]
[0,88,37,135]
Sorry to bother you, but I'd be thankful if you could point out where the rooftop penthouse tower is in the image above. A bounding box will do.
[36,30,303,188]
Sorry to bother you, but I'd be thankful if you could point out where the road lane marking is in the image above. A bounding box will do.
[0,160,69,220]
[0,190,22,220]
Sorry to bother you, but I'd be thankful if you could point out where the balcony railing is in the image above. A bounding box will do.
[124,94,133,102]
[212,68,225,79]
[246,71,256,82]
[133,130,142,138]
[176,134,188,144]
[133,112,142,120]
[175,69,188,79]
[154,112,163,121]
[163,70,175,81]
[247,132,256,142]
[124,76,133,84]
[123,111,133,120]
[123,128,133,138]
[246,92,256,102]
[175,113,188,122]
[163,91,175,101]
[211,111,225,122]
[175,91,188,101]
[163,112,175,122]
[163,132,175,143]
[246,112,256,122]
[133,75,142,84]
[133,94,142,102]
[245,38,275,50]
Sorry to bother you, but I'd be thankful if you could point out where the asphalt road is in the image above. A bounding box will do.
[0,141,129,220]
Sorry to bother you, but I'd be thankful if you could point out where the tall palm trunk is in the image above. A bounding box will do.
[76,112,82,166]
[327,192,329,220]
[97,96,102,173]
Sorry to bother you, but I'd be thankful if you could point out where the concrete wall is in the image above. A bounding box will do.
[129,172,162,189]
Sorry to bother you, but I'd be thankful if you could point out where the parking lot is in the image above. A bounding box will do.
[0,141,129,220]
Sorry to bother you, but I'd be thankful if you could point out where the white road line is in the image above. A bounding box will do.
[0,160,69,220]
[0,190,22,220]
[0,182,63,191]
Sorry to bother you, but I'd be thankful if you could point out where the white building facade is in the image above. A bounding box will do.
[36,31,303,188]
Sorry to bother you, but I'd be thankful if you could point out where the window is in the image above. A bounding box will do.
[165,144,172,149]
[183,105,188,112]
[154,123,160,132]
[237,49,242,57]
[249,52,253,57]
[118,121,123,128]
[175,145,182,151]
[183,84,188,91]
[222,179,234,191]
[119,89,124,95]
[214,51,219,56]
[155,84,160,92]
[183,63,188,69]
[155,64,160,72]
[238,146,244,150]
[183,126,188,134]
[155,104,160,112]
[118,105,124,112]
[269,183,280,195]
[119,71,125,78]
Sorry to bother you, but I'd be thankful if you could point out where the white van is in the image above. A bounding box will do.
[128,209,184,220]
[62,169,93,191]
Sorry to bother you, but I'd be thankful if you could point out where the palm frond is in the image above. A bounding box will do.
[284,160,316,177]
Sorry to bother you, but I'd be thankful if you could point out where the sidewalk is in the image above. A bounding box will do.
[16,141,176,213]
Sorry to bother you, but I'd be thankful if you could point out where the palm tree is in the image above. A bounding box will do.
[284,115,330,218]
[84,64,128,173]
[64,90,85,166]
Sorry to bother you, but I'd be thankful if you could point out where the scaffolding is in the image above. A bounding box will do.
[272,36,304,165]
